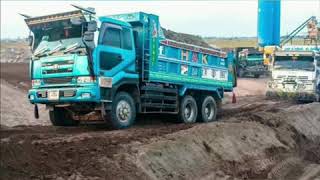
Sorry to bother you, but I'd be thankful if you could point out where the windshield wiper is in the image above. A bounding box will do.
[301,68,314,71]
[64,43,80,53]
[48,44,65,55]
[34,46,49,57]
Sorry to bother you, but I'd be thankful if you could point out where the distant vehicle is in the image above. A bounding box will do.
[266,47,320,102]
[234,47,267,78]
[24,8,236,129]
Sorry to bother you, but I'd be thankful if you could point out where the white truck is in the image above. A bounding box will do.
[266,47,320,102]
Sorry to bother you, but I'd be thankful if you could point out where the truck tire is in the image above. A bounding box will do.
[199,96,217,122]
[49,107,79,126]
[110,92,136,129]
[179,95,198,123]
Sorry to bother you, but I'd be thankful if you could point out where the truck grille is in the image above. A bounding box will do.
[298,76,308,80]
[43,68,73,74]
[41,60,74,67]
[43,77,73,84]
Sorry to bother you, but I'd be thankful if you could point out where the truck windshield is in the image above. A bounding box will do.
[32,23,86,58]
[274,56,314,71]
[248,54,263,59]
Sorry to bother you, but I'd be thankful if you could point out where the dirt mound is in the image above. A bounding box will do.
[0,124,193,180]
[1,101,319,180]
[135,103,320,180]
[1,63,30,91]
[162,28,212,48]
[0,40,31,63]
[0,79,49,127]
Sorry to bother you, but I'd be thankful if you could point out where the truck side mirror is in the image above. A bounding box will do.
[83,31,94,41]
[83,31,95,49]
[87,21,97,32]
[27,35,33,47]
[82,20,97,49]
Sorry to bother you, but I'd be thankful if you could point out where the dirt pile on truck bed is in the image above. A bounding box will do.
[1,101,319,180]
[162,28,212,48]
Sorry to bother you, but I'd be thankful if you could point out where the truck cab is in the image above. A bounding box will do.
[236,47,266,78]
[267,49,320,102]
[26,10,138,126]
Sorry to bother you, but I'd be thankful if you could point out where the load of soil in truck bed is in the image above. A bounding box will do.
[162,28,212,48]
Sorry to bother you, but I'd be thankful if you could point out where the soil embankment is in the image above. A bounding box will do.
[1,100,319,180]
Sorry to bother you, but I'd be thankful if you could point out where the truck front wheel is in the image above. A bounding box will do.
[110,92,136,129]
[49,107,79,126]
[199,96,217,122]
[179,95,198,123]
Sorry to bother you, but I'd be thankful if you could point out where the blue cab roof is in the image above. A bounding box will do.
[98,16,132,27]
[99,12,158,26]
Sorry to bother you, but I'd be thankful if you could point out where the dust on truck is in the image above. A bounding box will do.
[25,9,236,129]
[266,49,320,102]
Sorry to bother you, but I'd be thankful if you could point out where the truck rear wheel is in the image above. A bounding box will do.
[199,96,217,122]
[49,107,79,126]
[110,92,136,129]
[179,95,198,123]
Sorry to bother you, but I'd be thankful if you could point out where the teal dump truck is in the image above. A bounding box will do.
[235,47,267,78]
[25,8,236,129]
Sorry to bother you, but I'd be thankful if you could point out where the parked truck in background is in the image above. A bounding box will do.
[234,47,267,78]
[266,46,320,102]
[24,8,236,129]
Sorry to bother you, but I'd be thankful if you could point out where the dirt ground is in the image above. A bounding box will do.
[0,63,320,180]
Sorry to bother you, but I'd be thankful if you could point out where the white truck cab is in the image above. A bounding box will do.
[267,50,320,102]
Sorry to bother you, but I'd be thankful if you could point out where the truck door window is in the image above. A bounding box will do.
[122,28,132,50]
[101,27,121,48]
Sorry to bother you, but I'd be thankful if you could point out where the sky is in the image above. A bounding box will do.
[1,0,320,39]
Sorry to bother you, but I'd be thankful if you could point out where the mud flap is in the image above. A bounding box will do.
[232,92,237,103]
[34,104,39,119]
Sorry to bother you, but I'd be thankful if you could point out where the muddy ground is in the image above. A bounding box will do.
[0,63,320,180]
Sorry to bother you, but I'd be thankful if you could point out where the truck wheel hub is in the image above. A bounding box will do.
[117,100,131,122]
[205,103,214,119]
[184,104,194,121]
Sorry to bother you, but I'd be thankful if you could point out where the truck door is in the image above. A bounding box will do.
[96,23,136,78]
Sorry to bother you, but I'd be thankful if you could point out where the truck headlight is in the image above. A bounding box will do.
[297,84,306,90]
[29,95,35,100]
[77,76,96,83]
[32,79,41,87]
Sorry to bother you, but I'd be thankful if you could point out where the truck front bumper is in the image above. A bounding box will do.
[266,90,318,102]
[28,86,100,104]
